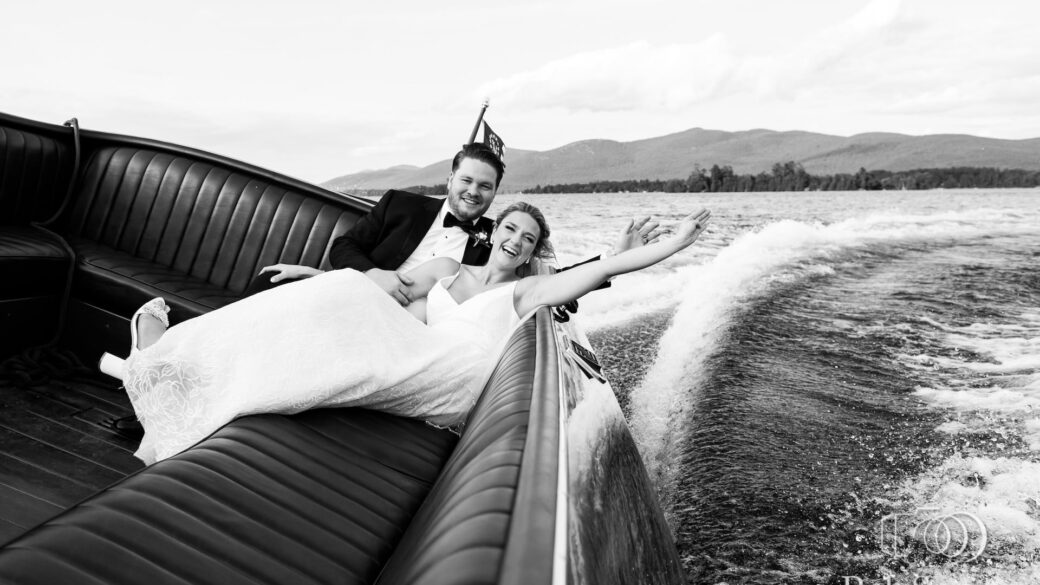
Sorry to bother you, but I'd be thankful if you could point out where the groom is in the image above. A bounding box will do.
[328,142,503,305]
[244,143,503,303]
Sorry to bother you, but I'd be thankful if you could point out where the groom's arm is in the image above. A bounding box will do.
[328,191,398,272]
[329,190,422,305]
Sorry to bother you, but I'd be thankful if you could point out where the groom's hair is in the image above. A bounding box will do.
[452,143,505,187]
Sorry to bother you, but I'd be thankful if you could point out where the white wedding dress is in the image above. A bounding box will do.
[124,269,522,464]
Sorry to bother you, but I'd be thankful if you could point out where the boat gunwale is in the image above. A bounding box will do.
[0,109,373,212]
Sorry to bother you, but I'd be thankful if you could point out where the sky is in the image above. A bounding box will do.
[4,0,1039,183]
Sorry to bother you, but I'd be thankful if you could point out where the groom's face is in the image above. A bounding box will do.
[446,157,498,221]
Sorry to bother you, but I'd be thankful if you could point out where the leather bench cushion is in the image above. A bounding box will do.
[69,236,241,321]
[0,226,70,298]
[0,408,459,585]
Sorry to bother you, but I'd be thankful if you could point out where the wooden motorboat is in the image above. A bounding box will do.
[0,111,681,584]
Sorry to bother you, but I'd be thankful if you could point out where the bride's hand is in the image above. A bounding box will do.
[672,209,712,247]
[259,263,323,283]
[612,216,664,254]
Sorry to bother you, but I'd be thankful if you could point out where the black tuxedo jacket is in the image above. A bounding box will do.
[328,190,494,271]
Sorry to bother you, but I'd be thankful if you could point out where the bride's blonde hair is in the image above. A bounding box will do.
[494,202,555,277]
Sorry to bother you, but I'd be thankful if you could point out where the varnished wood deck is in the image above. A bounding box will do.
[0,347,143,545]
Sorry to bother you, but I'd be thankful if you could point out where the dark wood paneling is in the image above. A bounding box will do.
[0,347,144,545]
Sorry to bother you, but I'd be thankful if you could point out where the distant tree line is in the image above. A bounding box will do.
[338,163,1040,198]
[348,184,448,198]
[522,163,1040,193]
[401,184,448,195]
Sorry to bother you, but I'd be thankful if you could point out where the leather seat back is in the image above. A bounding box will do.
[60,146,359,293]
[0,118,75,225]
[376,317,546,585]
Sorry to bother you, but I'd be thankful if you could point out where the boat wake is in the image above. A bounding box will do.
[618,208,1036,507]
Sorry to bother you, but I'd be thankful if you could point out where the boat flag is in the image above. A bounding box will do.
[482,120,504,159]
[466,99,505,159]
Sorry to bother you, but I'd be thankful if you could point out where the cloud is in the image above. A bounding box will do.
[348,129,430,158]
[468,0,1040,145]
[475,0,911,113]
[476,36,738,113]
[725,0,913,101]
[785,0,1040,121]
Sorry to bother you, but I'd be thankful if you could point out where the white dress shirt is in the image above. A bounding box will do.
[397,201,475,273]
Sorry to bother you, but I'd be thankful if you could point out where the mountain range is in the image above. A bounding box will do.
[322,128,1040,193]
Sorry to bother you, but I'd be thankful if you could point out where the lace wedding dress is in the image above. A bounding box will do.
[124,268,521,464]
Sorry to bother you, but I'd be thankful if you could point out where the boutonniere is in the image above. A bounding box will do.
[468,228,492,248]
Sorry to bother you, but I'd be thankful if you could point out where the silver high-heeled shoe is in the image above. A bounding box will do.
[98,297,170,380]
[129,297,170,353]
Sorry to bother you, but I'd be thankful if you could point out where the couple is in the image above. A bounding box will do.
[111,144,712,464]
[245,143,663,305]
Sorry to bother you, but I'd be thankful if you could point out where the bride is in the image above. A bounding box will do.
[107,202,711,464]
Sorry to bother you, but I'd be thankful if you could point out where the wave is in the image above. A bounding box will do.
[619,208,1037,499]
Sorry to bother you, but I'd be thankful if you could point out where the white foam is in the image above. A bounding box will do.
[890,455,1040,577]
[577,269,693,331]
[1023,418,1040,452]
[936,420,969,434]
[914,567,1040,585]
[818,208,1036,248]
[909,310,1040,447]
[944,333,1040,375]
[915,385,1040,413]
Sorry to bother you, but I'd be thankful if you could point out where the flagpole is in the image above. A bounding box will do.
[466,99,490,145]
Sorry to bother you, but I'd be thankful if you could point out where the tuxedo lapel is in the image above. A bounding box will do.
[461,216,495,266]
[397,197,444,263]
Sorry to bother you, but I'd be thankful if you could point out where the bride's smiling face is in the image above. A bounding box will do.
[491,211,541,268]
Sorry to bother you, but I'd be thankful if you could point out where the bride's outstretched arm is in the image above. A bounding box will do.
[514,209,711,317]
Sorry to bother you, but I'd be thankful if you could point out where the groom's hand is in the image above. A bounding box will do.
[365,268,415,305]
[259,263,323,283]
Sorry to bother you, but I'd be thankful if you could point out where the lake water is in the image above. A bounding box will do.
[491,189,1040,584]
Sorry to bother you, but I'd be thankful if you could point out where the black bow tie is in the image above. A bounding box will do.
[443,213,477,232]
